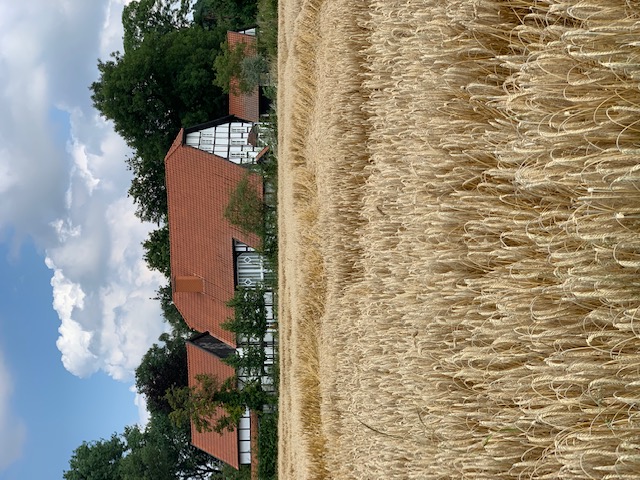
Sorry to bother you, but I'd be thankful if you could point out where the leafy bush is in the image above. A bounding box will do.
[241,55,270,89]
[214,40,269,95]
[222,287,271,382]
[258,412,278,480]
[225,175,265,238]
[223,287,269,337]
[166,374,245,434]
[221,464,251,480]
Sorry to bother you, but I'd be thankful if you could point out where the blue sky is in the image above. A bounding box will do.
[0,1,167,478]
[0,239,141,480]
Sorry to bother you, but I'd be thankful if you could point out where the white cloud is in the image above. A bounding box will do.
[45,161,167,382]
[69,141,101,194]
[0,0,167,399]
[0,0,106,241]
[47,259,86,321]
[133,388,151,427]
[56,318,99,379]
[0,351,26,471]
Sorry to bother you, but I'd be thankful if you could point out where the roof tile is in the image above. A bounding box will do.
[165,129,263,347]
[187,342,240,468]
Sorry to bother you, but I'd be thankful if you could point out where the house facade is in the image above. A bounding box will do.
[164,64,273,469]
[165,120,265,346]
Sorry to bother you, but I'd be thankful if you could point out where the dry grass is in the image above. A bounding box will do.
[278,0,640,478]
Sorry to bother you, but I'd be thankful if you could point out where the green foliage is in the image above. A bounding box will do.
[258,412,278,480]
[238,379,273,411]
[65,413,223,480]
[126,152,170,225]
[214,39,269,95]
[224,347,264,379]
[91,4,229,224]
[143,224,171,278]
[223,286,268,337]
[120,421,176,480]
[120,413,223,480]
[166,372,272,434]
[222,287,271,382]
[167,374,245,434]
[122,0,191,52]
[135,333,188,416]
[240,54,270,90]
[213,40,248,95]
[64,434,125,480]
[220,464,252,480]
[255,150,278,278]
[257,0,278,61]
[193,0,257,32]
[224,175,265,238]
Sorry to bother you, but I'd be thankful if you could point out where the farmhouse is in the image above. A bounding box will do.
[227,27,271,123]
[164,29,273,470]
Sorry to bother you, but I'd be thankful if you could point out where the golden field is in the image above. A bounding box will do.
[277,1,640,478]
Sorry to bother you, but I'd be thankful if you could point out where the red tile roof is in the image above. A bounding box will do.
[165,129,263,346]
[227,31,260,123]
[187,342,240,468]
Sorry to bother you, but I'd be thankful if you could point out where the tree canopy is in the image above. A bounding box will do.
[167,373,248,434]
[135,332,189,416]
[64,414,224,480]
[64,434,125,480]
[193,0,257,31]
[92,24,227,223]
[143,225,171,278]
[122,0,191,52]
[120,414,223,480]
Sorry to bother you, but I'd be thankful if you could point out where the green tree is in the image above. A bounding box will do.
[120,413,223,480]
[92,24,227,223]
[214,40,268,95]
[65,414,224,480]
[143,225,171,278]
[241,54,269,90]
[91,0,235,224]
[92,0,265,224]
[64,434,125,480]
[193,0,257,31]
[223,286,268,338]
[221,287,269,378]
[213,40,248,95]
[122,0,191,52]
[135,333,188,416]
[167,374,253,434]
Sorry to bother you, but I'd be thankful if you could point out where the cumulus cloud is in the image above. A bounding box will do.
[0,351,27,470]
[46,155,167,382]
[133,388,151,427]
[0,0,108,242]
[0,0,167,408]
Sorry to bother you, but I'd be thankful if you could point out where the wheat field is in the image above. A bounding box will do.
[277,1,640,478]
